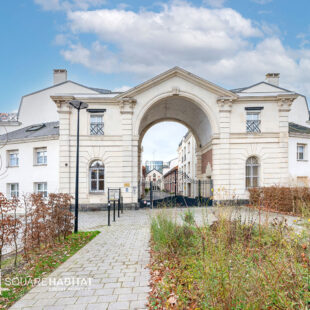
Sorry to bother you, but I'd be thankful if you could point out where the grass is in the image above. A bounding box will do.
[0,231,100,309]
[149,209,310,309]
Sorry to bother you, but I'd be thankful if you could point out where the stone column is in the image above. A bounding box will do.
[119,98,138,208]
[213,98,233,201]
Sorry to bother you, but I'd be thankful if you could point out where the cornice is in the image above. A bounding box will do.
[217,97,234,112]
[118,97,137,114]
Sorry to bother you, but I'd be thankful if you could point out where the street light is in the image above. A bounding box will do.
[68,100,89,233]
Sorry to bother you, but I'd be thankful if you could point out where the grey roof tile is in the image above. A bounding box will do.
[0,121,59,142]
[289,122,310,135]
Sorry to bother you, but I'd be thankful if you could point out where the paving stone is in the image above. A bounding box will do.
[108,301,130,310]
[76,296,99,304]
[9,209,152,310]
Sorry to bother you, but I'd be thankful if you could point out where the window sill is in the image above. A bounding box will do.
[33,164,47,166]
[89,191,105,195]
[7,166,19,168]
[297,159,308,162]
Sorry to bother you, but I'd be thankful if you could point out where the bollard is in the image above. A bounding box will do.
[113,200,116,222]
[118,198,120,218]
[108,202,111,226]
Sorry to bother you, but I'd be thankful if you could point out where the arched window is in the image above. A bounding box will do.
[90,160,104,192]
[153,173,156,182]
[246,156,259,188]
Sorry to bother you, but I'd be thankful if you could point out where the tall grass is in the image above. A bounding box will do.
[149,209,310,309]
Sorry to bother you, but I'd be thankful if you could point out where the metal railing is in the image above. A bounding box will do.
[246,120,261,133]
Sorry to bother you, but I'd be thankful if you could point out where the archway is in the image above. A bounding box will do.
[135,94,215,204]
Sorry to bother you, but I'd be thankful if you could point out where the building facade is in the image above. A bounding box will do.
[1,67,310,207]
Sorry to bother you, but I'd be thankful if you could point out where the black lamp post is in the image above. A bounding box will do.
[68,100,89,233]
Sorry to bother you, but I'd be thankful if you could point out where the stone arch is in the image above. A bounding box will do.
[134,91,219,144]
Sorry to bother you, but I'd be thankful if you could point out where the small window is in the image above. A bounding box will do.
[90,160,104,192]
[246,112,261,133]
[8,183,19,198]
[246,156,259,188]
[90,115,104,135]
[35,148,47,165]
[297,144,306,161]
[35,182,48,198]
[8,151,19,167]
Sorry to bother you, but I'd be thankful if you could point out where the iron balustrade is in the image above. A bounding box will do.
[246,120,261,133]
[90,123,104,135]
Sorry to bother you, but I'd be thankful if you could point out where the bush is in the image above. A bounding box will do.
[248,186,310,215]
[0,193,73,269]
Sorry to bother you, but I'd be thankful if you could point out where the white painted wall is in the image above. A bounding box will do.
[0,138,59,197]
[288,136,310,181]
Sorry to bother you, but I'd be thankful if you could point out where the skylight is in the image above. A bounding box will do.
[26,124,46,132]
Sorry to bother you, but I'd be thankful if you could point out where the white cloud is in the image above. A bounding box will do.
[56,1,310,99]
[34,0,106,11]
[203,0,226,8]
[251,0,273,4]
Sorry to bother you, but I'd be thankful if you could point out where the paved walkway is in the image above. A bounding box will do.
[9,206,302,310]
[10,210,151,310]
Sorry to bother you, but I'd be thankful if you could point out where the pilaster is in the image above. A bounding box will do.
[119,98,138,205]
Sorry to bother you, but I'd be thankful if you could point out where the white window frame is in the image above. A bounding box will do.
[90,115,104,135]
[8,183,19,198]
[246,111,261,133]
[297,144,307,161]
[246,157,259,188]
[8,150,19,167]
[89,161,105,193]
[35,148,47,165]
[35,182,48,198]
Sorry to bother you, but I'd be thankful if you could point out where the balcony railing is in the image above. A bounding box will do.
[246,120,261,133]
[90,123,104,135]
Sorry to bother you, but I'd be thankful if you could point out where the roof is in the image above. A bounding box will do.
[163,166,178,178]
[0,121,59,142]
[230,81,294,94]
[289,122,310,135]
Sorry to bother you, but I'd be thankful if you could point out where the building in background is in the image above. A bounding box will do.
[177,131,197,197]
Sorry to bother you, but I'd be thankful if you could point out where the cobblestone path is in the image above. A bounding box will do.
[10,210,151,310]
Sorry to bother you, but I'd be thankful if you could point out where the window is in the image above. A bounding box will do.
[35,182,48,198]
[246,156,259,188]
[90,115,104,135]
[90,160,104,192]
[8,151,19,167]
[188,142,190,153]
[297,144,306,161]
[188,162,191,174]
[153,173,156,182]
[8,183,19,198]
[246,112,261,133]
[35,148,47,165]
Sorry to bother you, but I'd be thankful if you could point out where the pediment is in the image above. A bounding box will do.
[239,82,291,94]
[116,67,237,99]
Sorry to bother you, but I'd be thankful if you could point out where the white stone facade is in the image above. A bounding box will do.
[0,67,310,207]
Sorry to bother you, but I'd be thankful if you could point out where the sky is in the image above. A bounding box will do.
[1,0,310,161]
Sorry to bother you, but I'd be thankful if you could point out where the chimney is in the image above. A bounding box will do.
[53,69,67,85]
[265,73,280,86]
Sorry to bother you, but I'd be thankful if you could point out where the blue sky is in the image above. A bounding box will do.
[1,0,310,160]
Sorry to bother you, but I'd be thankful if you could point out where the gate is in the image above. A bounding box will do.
[139,171,213,208]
